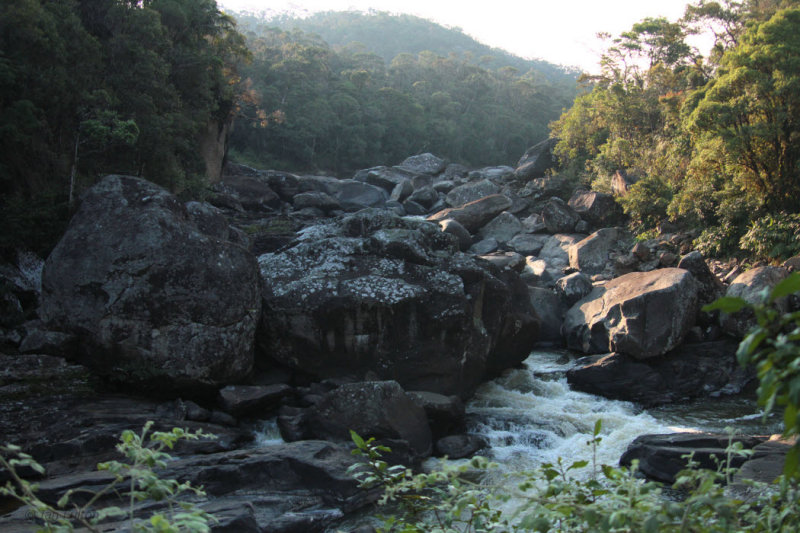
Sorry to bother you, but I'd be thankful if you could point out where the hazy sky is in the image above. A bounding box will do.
[218,0,696,71]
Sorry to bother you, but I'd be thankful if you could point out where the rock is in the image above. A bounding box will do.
[335,181,388,211]
[518,176,568,200]
[521,213,547,233]
[428,194,513,233]
[365,166,417,193]
[721,266,790,337]
[305,381,433,459]
[263,171,302,200]
[469,238,499,255]
[257,210,538,398]
[569,228,631,276]
[555,272,593,307]
[398,153,447,175]
[574,220,590,234]
[0,251,42,329]
[402,199,428,215]
[732,438,793,490]
[566,340,753,406]
[407,186,439,209]
[442,163,469,181]
[611,170,633,196]
[528,287,565,345]
[677,251,725,306]
[477,212,523,244]
[567,190,624,228]
[18,325,78,358]
[437,219,472,251]
[411,174,433,189]
[632,242,651,261]
[435,434,488,459]
[433,180,456,194]
[783,254,800,272]
[213,174,282,210]
[508,234,549,256]
[563,268,699,359]
[293,191,341,213]
[539,234,583,268]
[218,384,293,418]
[620,433,766,483]
[297,175,345,196]
[541,197,580,234]
[469,166,515,183]
[389,180,414,202]
[40,175,261,391]
[406,391,466,439]
[514,138,557,180]
[478,252,525,272]
[659,251,677,267]
[445,179,500,208]
[185,201,235,242]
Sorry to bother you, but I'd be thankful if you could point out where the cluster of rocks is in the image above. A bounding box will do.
[3,140,799,529]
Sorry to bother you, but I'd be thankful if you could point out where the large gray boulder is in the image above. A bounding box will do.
[428,194,513,233]
[445,179,500,207]
[567,190,624,228]
[563,268,698,359]
[399,153,447,175]
[365,166,417,193]
[40,175,261,390]
[335,181,388,211]
[541,197,580,234]
[721,266,790,337]
[515,138,557,180]
[477,212,523,244]
[257,210,538,398]
[569,228,632,276]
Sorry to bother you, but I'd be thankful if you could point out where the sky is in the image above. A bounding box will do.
[218,0,697,71]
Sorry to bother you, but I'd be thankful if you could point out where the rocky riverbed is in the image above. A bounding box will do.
[2,144,798,531]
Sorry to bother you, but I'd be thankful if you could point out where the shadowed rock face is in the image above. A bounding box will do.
[563,268,699,360]
[41,175,261,391]
[257,210,538,398]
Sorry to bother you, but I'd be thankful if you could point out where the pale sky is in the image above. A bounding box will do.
[219,0,697,71]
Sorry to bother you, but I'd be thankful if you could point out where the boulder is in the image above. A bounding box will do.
[406,391,466,439]
[563,268,699,359]
[514,138,557,180]
[508,234,549,256]
[445,179,500,208]
[407,186,440,209]
[402,199,428,215]
[365,166,417,193]
[335,181,388,211]
[567,190,624,228]
[568,228,631,276]
[292,191,341,213]
[437,219,472,251]
[469,238,499,255]
[518,176,568,200]
[218,384,293,418]
[528,287,565,345]
[620,433,766,483]
[212,174,282,211]
[428,194,513,233]
[257,210,538,398]
[539,234,584,268]
[398,153,447,175]
[541,197,580,234]
[389,180,414,202]
[40,175,261,391]
[721,266,790,337]
[435,434,488,459]
[477,212,523,244]
[677,251,725,306]
[521,213,547,233]
[555,272,593,307]
[304,381,433,460]
[297,175,345,196]
[566,340,753,406]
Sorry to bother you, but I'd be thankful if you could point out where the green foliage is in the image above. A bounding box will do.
[617,175,673,232]
[706,272,800,479]
[739,213,800,262]
[0,421,215,532]
[349,424,800,532]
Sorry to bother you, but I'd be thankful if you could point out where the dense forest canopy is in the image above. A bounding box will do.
[226,11,580,173]
[550,0,800,261]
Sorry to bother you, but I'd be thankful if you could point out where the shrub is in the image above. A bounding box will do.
[0,421,215,532]
[739,213,800,262]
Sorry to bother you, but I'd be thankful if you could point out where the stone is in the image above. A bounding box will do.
[528,287,565,345]
[214,174,282,210]
[514,138,557,180]
[469,166,515,183]
[305,381,433,459]
[40,175,261,391]
[469,238,499,255]
[541,197,580,234]
[555,272,594,307]
[398,153,447,175]
[365,166,418,193]
[567,190,624,228]
[677,251,725,306]
[428,194,513,233]
[721,266,790,337]
[389,180,413,202]
[402,199,428,215]
[335,181,388,211]
[521,213,547,233]
[438,219,472,251]
[518,175,567,199]
[566,340,754,406]
[435,435,488,459]
[563,268,699,359]
[185,201,233,241]
[508,234,549,256]
[783,254,800,272]
[620,433,766,483]
[539,234,583,268]
[477,212,523,244]
[433,180,456,194]
[257,210,538,398]
[632,242,651,261]
[406,391,466,439]
[445,179,501,208]
[569,228,631,276]
[218,384,293,418]
[659,251,677,267]
[297,175,345,195]
[407,186,439,209]
[478,252,526,272]
[292,191,341,213]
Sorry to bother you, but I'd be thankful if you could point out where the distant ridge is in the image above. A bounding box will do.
[237,10,581,86]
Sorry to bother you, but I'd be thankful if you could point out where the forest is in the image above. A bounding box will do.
[2,0,800,262]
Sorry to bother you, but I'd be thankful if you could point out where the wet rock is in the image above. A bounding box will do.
[528,287,565,345]
[40,175,261,391]
[435,434,489,459]
[563,268,699,359]
[566,340,753,406]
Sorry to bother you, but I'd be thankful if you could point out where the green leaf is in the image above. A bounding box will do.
[594,418,602,437]
[770,273,800,302]
[349,430,365,450]
[568,460,589,471]
[783,445,799,479]
[703,296,748,314]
